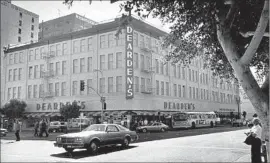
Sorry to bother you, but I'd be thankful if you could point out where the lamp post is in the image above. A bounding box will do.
[236,97,241,119]
[93,69,105,123]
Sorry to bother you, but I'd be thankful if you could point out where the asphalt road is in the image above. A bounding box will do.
[1,129,251,162]
[1,125,246,143]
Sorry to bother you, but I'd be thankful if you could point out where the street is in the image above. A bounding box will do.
[0,127,251,162]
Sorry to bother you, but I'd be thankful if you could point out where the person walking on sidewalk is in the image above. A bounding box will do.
[250,118,262,163]
[39,119,49,137]
[14,119,21,141]
[34,120,39,137]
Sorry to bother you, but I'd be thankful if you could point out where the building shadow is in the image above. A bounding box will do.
[50,145,137,159]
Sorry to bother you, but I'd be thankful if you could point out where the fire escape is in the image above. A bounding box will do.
[41,48,55,99]
[140,45,155,94]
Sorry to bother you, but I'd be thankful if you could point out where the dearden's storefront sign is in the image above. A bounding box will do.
[164,102,195,110]
[126,25,134,99]
[36,101,86,111]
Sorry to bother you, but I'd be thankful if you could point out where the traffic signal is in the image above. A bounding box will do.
[103,102,106,110]
[80,80,85,91]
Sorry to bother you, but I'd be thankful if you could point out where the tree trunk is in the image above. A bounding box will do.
[217,26,269,158]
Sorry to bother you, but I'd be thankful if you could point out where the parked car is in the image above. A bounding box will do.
[136,122,169,133]
[0,128,8,137]
[49,121,67,133]
[54,124,138,154]
[232,119,244,127]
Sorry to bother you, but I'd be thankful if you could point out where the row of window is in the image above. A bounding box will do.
[8,68,22,81]
[7,86,22,100]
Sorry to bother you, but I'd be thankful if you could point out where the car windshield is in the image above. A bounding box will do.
[82,124,105,131]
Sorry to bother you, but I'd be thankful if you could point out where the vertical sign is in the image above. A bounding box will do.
[126,25,134,99]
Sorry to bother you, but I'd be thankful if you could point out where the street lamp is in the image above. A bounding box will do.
[235,97,241,119]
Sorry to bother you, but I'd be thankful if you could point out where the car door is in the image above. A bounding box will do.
[148,123,157,131]
[105,125,121,145]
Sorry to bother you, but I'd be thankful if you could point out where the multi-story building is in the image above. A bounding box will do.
[2,16,240,128]
[38,13,98,40]
[1,0,39,107]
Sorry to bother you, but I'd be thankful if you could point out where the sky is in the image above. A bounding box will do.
[12,1,171,32]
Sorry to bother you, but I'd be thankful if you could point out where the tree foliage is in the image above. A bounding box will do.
[2,99,27,119]
[60,101,81,121]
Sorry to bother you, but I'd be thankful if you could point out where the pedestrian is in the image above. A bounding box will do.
[14,119,21,141]
[144,118,148,126]
[250,118,262,163]
[34,120,39,137]
[39,119,49,137]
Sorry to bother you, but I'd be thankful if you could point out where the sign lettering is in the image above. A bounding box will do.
[164,102,195,110]
[126,25,134,99]
[36,101,86,111]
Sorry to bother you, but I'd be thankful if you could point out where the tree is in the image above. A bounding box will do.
[60,101,80,121]
[63,0,269,156]
[2,99,27,119]
[242,111,247,120]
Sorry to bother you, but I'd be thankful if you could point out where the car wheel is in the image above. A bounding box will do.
[142,128,147,133]
[88,141,99,154]
[64,148,74,153]
[122,137,130,148]
[160,128,165,132]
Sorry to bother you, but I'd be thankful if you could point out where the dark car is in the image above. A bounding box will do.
[54,124,138,154]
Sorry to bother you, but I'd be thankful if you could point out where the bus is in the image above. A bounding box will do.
[170,112,217,129]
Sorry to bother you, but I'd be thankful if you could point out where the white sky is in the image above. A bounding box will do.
[12,1,171,32]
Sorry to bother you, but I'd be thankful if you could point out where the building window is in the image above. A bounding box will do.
[13,87,16,99]
[134,32,138,47]
[18,87,21,99]
[189,87,192,99]
[146,37,151,49]
[87,57,92,72]
[49,63,54,76]
[195,71,198,82]
[13,69,17,81]
[40,47,45,58]
[33,85,38,98]
[31,25,34,31]
[34,49,39,60]
[18,36,21,42]
[18,68,22,80]
[155,59,159,73]
[87,79,92,95]
[178,85,182,97]
[100,35,106,48]
[173,84,177,96]
[134,53,138,69]
[108,53,113,69]
[73,40,79,53]
[56,44,61,56]
[141,78,145,91]
[19,52,23,63]
[108,77,113,93]
[156,80,159,95]
[140,54,144,70]
[14,53,18,64]
[177,65,181,79]
[166,82,169,96]
[116,32,125,46]
[165,63,169,76]
[139,34,145,48]
[62,61,67,75]
[31,32,33,38]
[196,88,199,99]
[9,54,13,65]
[161,81,164,95]
[61,82,66,96]
[34,65,38,78]
[39,84,44,98]
[160,62,164,74]
[55,83,59,97]
[192,70,195,82]
[146,56,151,71]
[116,52,122,68]
[193,87,195,99]
[99,78,105,93]
[134,76,139,92]
[55,62,60,75]
[88,37,93,51]
[182,67,186,79]
[28,85,32,99]
[182,85,186,98]
[8,88,11,100]
[50,45,55,56]
[100,55,105,70]
[29,50,34,61]
[63,43,68,55]
[73,59,78,73]
[80,58,85,73]
[29,66,33,79]
[40,64,44,78]
[49,83,53,94]
[32,17,34,23]
[8,69,12,81]
[19,20,22,26]
[72,81,78,95]
[19,12,22,18]
[80,39,86,52]
[189,69,191,81]
[108,34,114,47]
[18,28,21,34]
[173,65,176,77]
[116,76,122,92]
